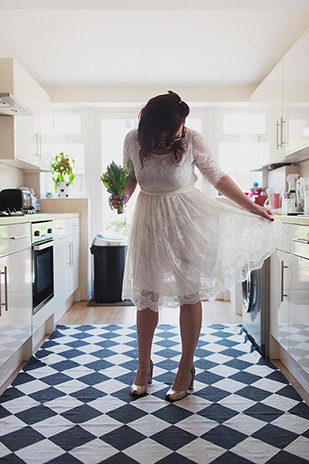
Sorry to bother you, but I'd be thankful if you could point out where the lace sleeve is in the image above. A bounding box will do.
[191,129,226,186]
[123,131,136,180]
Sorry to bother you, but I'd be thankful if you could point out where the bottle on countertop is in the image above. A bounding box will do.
[286,174,300,213]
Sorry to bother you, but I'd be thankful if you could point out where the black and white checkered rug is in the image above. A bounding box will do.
[0,323,308,464]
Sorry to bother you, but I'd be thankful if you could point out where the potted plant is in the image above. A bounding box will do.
[51,152,76,198]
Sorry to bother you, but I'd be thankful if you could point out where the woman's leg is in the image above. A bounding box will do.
[134,307,159,385]
[172,300,202,390]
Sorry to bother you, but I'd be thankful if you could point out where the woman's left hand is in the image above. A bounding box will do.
[249,203,275,222]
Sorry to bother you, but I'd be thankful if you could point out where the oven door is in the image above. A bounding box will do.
[32,240,54,315]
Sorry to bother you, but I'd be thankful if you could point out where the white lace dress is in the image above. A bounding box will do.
[121,127,288,312]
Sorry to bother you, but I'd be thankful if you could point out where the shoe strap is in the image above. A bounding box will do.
[178,367,194,372]
[138,359,153,368]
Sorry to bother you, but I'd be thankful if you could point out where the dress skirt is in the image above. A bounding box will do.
[121,184,289,312]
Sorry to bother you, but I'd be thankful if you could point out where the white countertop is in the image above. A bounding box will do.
[215,197,309,225]
[0,212,80,225]
[275,214,309,225]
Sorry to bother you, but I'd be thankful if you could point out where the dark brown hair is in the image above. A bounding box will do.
[137,90,190,168]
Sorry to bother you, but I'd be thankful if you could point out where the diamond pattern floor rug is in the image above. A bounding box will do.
[0,323,308,464]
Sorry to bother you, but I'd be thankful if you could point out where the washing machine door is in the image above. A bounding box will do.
[242,268,260,314]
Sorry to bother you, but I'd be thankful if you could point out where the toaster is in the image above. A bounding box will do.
[0,188,33,211]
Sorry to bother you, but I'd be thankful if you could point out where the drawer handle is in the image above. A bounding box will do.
[9,235,27,240]
[291,238,309,245]
[281,260,288,302]
[0,266,8,314]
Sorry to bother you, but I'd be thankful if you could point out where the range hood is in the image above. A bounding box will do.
[0,93,33,116]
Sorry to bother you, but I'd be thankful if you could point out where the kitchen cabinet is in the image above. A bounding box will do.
[288,225,309,377]
[250,62,284,165]
[53,217,79,323]
[271,222,309,390]
[53,236,70,322]
[0,115,51,171]
[249,28,309,167]
[274,249,291,352]
[68,218,80,296]
[289,253,309,376]
[0,58,50,115]
[0,57,51,171]
[0,223,32,378]
[282,30,309,155]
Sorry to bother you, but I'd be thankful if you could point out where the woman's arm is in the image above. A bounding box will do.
[124,177,137,198]
[215,175,274,221]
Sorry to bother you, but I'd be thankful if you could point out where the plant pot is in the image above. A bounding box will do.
[57,181,71,198]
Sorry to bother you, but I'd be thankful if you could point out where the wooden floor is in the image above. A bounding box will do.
[1,299,308,405]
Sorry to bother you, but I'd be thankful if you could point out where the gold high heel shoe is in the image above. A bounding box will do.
[165,366,195,402]
[130,359,154,396]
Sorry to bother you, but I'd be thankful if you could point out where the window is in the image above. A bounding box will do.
[41,142,85,197]
[39,112,85,198]
[100,118,139,239]
[218,110,266,192]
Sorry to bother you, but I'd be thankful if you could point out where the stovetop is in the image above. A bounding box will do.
[0,208,39,217]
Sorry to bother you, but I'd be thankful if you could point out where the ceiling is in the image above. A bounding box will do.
[0,0,308,88]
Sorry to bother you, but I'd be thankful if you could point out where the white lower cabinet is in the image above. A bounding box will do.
[68,232,80,296]
[271,223,309,391]
[53,236,70,321]
[274,249,291,352]
[0,229,32,379]
[53,218,80,323]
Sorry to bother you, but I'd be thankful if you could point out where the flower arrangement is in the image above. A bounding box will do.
[51,152,76,194]
[100,160,132,214]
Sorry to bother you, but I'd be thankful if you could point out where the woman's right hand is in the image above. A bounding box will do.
[248,203,275,222]
[110,192,130,209]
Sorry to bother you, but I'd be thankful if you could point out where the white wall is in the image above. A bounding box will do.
[45,84,255,105]
[0,162,24,191]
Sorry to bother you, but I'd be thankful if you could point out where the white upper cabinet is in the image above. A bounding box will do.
[0,58,51,171]
[250,62,284,164]
[0,58,50,114]
[249,28,309,167]
[282,31,309,155]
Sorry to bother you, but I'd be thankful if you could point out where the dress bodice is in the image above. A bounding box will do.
[123,127,226,193]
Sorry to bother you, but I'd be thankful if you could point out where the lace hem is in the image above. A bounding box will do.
[122,246,276,312]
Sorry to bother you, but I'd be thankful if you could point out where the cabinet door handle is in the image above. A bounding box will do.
[276,120,281,149]
[71,241,73,267]
[38,133,42,158]
[67,243,71,266]
[0,267,2,317]
[291,238,309,245]
[34,132,39,157]
[280,116,288,146]
[281,260,288,302]
[0,266,8,312]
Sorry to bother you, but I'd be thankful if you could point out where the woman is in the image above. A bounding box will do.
[110,90,288,402]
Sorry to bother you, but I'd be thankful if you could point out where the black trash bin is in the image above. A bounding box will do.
[90,233,127,303]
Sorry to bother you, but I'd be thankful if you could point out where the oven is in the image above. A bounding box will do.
[31,220,54,315]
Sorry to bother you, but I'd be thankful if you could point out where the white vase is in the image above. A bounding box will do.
[57,181,71,198]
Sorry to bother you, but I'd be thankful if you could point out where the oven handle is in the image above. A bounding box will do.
[33,240,54,251]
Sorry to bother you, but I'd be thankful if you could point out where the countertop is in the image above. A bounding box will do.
[0,212,80,225]
[215,197,309,225]
[275,214,309,225]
